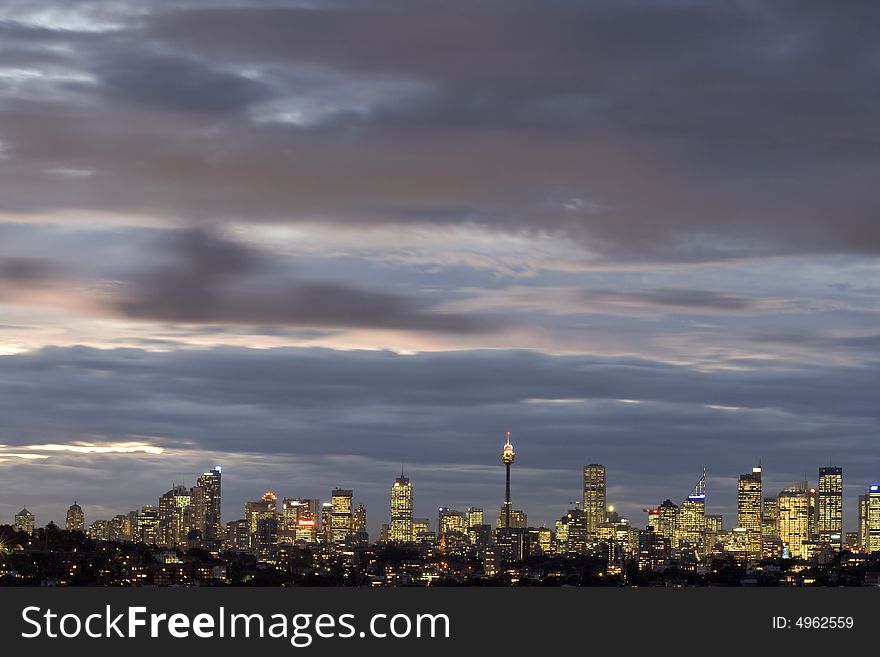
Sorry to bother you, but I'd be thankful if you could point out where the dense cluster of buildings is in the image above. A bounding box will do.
[4,435,880,585]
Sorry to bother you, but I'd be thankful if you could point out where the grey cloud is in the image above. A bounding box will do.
[0,257,58,283]
[0,1,877,261]
[113,228,494,332]
[583,288,763,312]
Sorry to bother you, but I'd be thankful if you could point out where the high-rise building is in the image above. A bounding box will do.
[255,515,279,563]
[817,467,843,547]
[558,507,589,554]
[14,508,34,536]
[412,518,431,544]
[762,496,779,538]
[245,492,277,552]
[390,474,413,542]
[705,514,723,554]
[330,488,353,547]
[655,499,678,544]
[737,465,763,559]
[777,483,811,559]
[583,464,607,537]
[66,502,84,532]
[191,466,222,551]
[467,507,483,528]
[501,432,517,530]
[136,505,160,544]
[864,485,880,554]
[321,502,333,544]
[438,507,467,536]
[353,504,367,534]
[225,519,250,551]
[110,514,130,541]
[158,485,191,548]
[676,469,706,557]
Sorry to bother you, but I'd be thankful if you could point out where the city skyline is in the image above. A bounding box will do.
[5,450,875,539]
[1,0,880,551]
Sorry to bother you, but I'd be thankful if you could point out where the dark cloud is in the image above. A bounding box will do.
[0,257,58,284]
[113,228,494,332]
[86,47,274,114]
[0,1,877,260]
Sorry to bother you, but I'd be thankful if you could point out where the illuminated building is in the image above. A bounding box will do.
[280,498,320,544]
[136,505,160,544]
[245,491,277,552]
[191,466,222,551]
[438,507,467,536]
[737,465,763,559]
[557,507,588,554]
[225,519,249,551]
[467,507,483,529]
[321,502,333,544]
[705,514,723,555]
[638,527,670,571]
[675,469,706,557]
[158,485,191,548]
[353,504,367,534]
[777,483,811,559]
[110,514,130,541]
[537,526,553,554]
[87,519,111,541]
[279,498,299,544]
[496,508,527,529]
[412,517,431,544]
[127,511,138,541]
[255,515,279,563]
[299,499,321,542]
[390,474,413,542]
[653,499,677,544]
[865,485,880,554]
[817,467,843,547]
[500,432,516,530]
[66,502,84,532]
[583,463,606,537]
[762,496,779,538]
[14,508,34,536]
[330,488,353,546]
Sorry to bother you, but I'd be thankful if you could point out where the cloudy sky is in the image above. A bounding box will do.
[1,0,878,535]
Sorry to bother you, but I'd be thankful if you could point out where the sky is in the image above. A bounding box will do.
[0,0,878,536]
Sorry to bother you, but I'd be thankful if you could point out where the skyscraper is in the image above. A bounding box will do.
[864,484,880,554]
[136,505,160,544]
[817,466,843,547]
[583,463,607,537]
[158,485,191,548]
[500,432,516,530]
[14,508,34,536]
[676,469,706,556]
[330,488,353,546]
[66,502,84,532]
[777,483,811,559]
[390,474,413,542]
[737,465,762,559]
[762,496,779,538]
[191,466,222,551]
[353,504,367,534]
[438,507,467,536]
[245,491,277,552]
